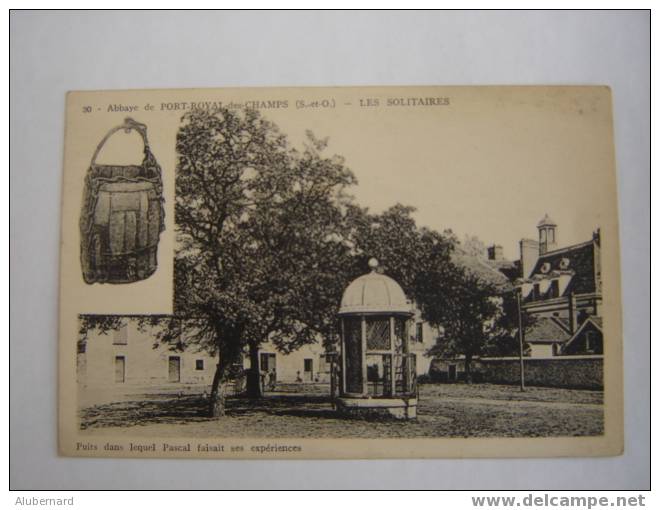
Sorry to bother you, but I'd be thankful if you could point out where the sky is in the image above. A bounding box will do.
[267,87,615,261]
[94,86,616,262]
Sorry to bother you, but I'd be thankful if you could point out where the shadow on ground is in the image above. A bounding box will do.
[80,394,337,430]
[231,395,339,420]
[79,384,604,438]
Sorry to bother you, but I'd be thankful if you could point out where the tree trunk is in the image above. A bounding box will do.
[464,354,473,384]
[246,340,262,398]
[208,359,227,417]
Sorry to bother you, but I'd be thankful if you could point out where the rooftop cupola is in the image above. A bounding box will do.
[537,213,558,255]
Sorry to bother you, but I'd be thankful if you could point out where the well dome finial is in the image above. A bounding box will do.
[368,258,379,272]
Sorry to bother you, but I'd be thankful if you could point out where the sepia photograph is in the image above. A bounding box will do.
[58,86,621,458]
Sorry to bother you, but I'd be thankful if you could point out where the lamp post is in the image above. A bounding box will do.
[516,287,526,392]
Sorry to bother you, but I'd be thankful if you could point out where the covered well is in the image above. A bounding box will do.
[336,259,417,419]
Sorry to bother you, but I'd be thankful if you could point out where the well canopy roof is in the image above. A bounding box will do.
[339,259,412,316]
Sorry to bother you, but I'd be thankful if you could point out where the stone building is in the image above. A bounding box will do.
[77,319,217,406]
[430,215,604,386]
[250,312,439,386]
[245,339,330,385]
[78,313,439,401]
[488,214,603,357]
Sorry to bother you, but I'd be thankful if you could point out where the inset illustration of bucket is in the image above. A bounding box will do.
[80,118,165,284]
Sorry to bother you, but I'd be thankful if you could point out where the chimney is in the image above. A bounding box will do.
[487,244,503,261]
[519,239,539,279]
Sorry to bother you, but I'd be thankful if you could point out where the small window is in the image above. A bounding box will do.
[550,280,559,298]
[585,331,594,352]
[195,359,204,371]
[113,324,128,345]
[416,323,424,343]
[533,283,541,299]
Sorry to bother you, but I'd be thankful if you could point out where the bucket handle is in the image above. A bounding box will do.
[90,117,150,167]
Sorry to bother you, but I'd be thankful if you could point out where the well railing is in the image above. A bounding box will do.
[365,353,417,398]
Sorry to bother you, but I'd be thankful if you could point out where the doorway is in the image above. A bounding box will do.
[168,356,181,383]
[260,353,277,391]
[260,353,276,374]
[304,358,313,382]
[114,356,125,383]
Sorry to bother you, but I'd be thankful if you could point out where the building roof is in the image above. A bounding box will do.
[339,259,412,315]
[553,317,572,334]
[524,317,571,344]
[561,316,603,351]
[528,240,597,295]
[451,247,514,293]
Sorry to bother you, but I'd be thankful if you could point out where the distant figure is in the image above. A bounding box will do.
[260,370,267,393]
[234,371,247,395]
[296,371,303,383]
[268,368,277,391]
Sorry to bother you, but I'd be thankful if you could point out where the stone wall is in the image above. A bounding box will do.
[430,355,603,390]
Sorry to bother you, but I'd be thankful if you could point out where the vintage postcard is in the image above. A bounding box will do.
[59,86,623,459]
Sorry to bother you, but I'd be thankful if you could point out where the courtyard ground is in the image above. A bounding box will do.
[79,383,604,438]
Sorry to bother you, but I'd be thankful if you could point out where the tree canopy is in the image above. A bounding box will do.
[174,108,358,412]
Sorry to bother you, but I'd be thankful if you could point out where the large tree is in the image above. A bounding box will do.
[420,234,528,380]
[481,289,534,357]
[174,108,356,415]
[420,268,501,382]
[345,203,458,299]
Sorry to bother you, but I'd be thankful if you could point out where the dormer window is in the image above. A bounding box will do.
[540,262,551,274]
